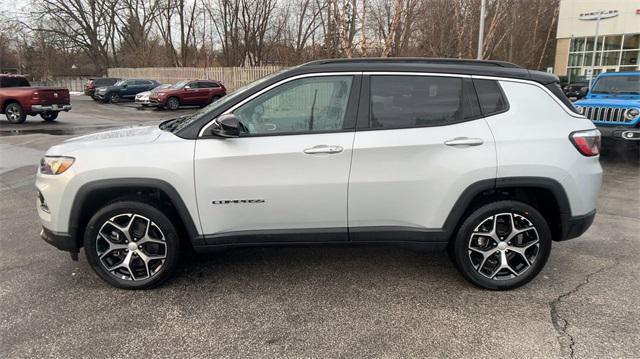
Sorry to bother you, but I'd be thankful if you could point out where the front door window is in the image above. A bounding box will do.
[233,76,353,135]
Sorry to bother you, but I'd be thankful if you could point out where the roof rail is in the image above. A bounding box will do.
[302,57,522,68]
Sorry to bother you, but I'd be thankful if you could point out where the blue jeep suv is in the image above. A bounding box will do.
[574,72,640,140]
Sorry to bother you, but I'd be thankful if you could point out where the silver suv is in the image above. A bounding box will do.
[36,58,602,290]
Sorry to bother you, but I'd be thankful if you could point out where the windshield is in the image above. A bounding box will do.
[114,80,126,86]
[160,69,287,133]
[153,84,172,91]
[172,81,189,89]
[592,75,640,95]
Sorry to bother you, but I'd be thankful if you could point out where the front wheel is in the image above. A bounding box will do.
[452,200,552,290]
[84,200,181,289]
[166,97,180,110]
[40,111,59,122]
[109,93,120,103]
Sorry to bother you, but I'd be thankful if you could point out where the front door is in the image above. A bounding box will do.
[194,74,360,243]
[347,74,497,241]
[183,82,201,105]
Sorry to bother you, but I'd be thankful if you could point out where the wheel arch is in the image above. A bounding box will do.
[1,98,20,113]
[69,178,202,250]
[444,177,571,242]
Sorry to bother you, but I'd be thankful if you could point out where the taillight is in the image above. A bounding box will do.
[570,129,601,156]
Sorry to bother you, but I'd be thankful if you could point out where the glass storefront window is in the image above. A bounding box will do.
[621,50,639,66]
[585,36,600,51]
[603,36,622,51]
[601,51,620,66]
[569,53,583,67]
[622,34,640,50]
[583,52,602,67]
[568,68,580,83]
[570,37,585,52]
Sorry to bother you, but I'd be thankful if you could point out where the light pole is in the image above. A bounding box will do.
[578,10,619,89]
[477,0,486,60]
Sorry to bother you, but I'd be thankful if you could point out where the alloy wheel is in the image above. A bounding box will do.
[467,212,540,280]
[96,213,167,281]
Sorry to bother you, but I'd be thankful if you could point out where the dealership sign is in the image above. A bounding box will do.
[578,10,619,20]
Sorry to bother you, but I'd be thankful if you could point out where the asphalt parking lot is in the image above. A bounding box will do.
[1,96,639,358]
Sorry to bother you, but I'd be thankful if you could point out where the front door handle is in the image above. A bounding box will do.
[444,137,484,146]
[303,145,344,154]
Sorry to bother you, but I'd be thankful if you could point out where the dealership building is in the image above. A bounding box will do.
[554,0,640,82]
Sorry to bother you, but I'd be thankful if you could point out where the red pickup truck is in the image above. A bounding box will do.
[0,74,72,124]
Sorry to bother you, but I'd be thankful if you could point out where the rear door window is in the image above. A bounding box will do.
[1,76,30,87]
[369,75,472,129]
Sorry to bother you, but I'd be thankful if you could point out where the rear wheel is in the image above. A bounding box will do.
[5,102,27,123]
[84,200,181,289]
[166,97,180,110]
[40,111,59,122]
[452,200,552,290]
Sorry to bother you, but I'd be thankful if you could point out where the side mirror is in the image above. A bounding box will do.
[185,85,191,89]
[122,83,128,88]
[580,87,589,97]
[211,114,241,137]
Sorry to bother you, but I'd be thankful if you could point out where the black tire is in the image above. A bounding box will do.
[40,111,59,122]
[166,97,180,110]
[212,95,221,103]
[5,102,27,123]
[452,200,552,290]
[109,93,120,103]
[84,199,181,289]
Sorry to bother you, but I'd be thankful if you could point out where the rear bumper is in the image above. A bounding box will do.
[31,104,72,113]
[560,210,596,241]
[595,125,640,140]
[40,226,77,252]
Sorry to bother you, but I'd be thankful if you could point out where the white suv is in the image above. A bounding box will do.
[36,58,602,290]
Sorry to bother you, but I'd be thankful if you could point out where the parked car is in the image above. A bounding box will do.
[574,71,640,140]
[84,77,121,99]
[562,80,589,101]
[0,74,71,123]
[149,79,226,110]
[135,84,172,106]
[36,58,601,290]
[94,79,160,103]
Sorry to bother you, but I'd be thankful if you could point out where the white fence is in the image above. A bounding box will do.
[107,66,286,91]
[31,77,92,92]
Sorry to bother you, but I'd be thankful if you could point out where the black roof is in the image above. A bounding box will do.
[294,57,558,84]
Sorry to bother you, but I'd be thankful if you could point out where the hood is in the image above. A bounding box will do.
[575,97,640,107]
[46,126,163,155]
[136,91,151,97]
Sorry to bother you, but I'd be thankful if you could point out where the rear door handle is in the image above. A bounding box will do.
[444,137,484,146]
[303,145,344,154]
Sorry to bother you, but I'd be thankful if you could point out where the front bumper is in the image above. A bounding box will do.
[135,98,154,106]
[31,104,72,113]
[40,226,77,252]
[596,125,640,140]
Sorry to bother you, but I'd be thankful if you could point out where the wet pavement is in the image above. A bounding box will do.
[0,96,639,358]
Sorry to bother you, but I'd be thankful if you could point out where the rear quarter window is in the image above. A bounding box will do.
[473,79,509,116]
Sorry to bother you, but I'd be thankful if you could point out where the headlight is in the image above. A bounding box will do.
[574,105,583,114]
[40,156,75,175]
[624,108,640,120]
[157,92,165,97]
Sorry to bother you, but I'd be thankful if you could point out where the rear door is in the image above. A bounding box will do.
[194,74,360,243]
[347,74,497,241]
